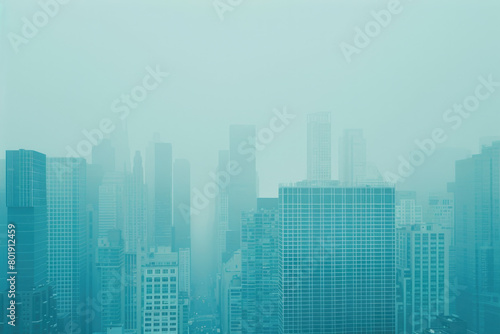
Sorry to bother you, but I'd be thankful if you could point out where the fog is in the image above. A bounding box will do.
[2,0,500,278]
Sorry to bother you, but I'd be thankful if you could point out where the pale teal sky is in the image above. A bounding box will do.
[1,0,500,198]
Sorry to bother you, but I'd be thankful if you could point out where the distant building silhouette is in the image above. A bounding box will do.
[307,112,331,181]
[339,129,366,185]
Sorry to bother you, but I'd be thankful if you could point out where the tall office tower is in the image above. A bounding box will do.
[111,123,131,173]
[279,184,396,334]
[425,192,457,313]
[125,248,146,332]
[395,190,422,227]
[179,294,190,334]
[178,248,191,295]
[96,229,125,332]
[228,125,257,253]
[85,162,105,334]
[241,200,279,333]
[125,151,147,252]
[178,247,191,334]
[307,112,331,181]
[141,248,179,334]
[396,199,423,227]
[2,150,57,333]
[425,192,454,229]
[47,157,87,331]
[98,171,126,238]
[339,129,366,185]
[396,224,450,333]
[173,158,191,251]
[216,150,230,271]
[221,250,243,334]
[147,142,173,248]
[453,142,500,333]
[92,138,116,174]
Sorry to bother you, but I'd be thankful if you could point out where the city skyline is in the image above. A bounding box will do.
[2,1,500,333]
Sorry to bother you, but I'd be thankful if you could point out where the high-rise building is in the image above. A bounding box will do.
[96,229,125,332]
[228,125,257,253]
[279,183,396,333]
[2,150,57,333]
[424,192,457,312]
[221,250,242,334]
[47,157,87,330]
[92,139,116,174]
[307,112,331,181]
[178,248,191,295]
[147,142,173,248]
[425,192,454,230]
[241,200,279,333]
[125,151,147,253]
[396,199,423,227]
[173,158,191,251]
[339,129,366,185]
[395,191,422,228]
[216,150,230,271]
[124,252,137,331]
[452,142,500,333]
[98,172,125,238]
[396,224,450,333]
[141,248,179,334]
[178,248,191,334]
[85,161,105,334]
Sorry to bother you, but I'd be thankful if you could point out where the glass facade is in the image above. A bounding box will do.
[47,157,87,328]
[241,208,279,333]
[279,184,396,333]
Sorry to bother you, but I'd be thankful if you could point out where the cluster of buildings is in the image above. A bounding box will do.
[1,112,499,333]
[215,112,499,334]
[0,136,192,333]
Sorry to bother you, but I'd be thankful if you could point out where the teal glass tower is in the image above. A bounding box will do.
[453,141,500,333]
[278,183,396,333]
[3,150,57,333]
[47,157,87,331]
[241,199,279,333]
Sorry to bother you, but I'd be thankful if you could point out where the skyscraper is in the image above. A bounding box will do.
[173,158,191,251]
[124,251,140,331]
[221,250,242,334]
[396,198,423,227]
[279,183,396,333]
[339,129,366,185]
[92,139,116,174]
[3,150,57,333]
[228,125,257,253]
[307,112,331,181]
[96,229,125,332]
[98,171,125,238]
[425,192,454,230]
[396,224,450,333]
[216,150,230,271]
[125,151,147,252]
[147,142,173,248]
[141,248,179,333]
[178,248,191,334]
[47,157,87,331]
[241,199,279,333]
[453,142,500,333]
